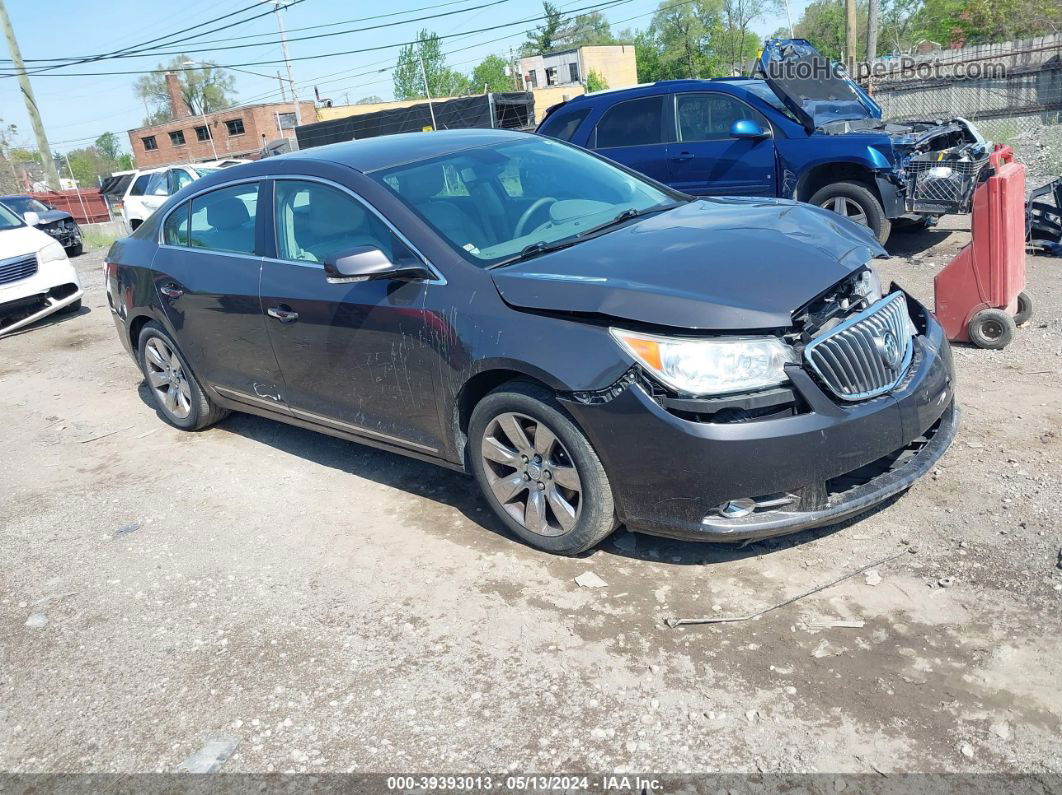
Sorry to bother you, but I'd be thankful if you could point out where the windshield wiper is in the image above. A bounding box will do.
[490,238,579,269]
[576,203,678,239]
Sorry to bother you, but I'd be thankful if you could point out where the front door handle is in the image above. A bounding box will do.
[671,152,694,162]
[267,305,299,323]
[159,283,184,298]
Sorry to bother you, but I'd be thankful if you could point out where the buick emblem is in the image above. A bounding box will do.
[876,331,903,370]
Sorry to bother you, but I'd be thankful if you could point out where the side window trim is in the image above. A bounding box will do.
[590,93,671,150]
[162,200,192,247]
[264,174,445,285]
[674,91,774,143]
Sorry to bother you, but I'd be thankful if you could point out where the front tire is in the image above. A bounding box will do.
[468,381,617,555]
[137,321,228,430]
[810,181,892,244]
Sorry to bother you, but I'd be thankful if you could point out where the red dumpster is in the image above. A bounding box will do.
[933,145,1032,349]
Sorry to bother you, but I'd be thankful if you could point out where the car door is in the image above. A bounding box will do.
[589,94,673,184]
[666,92,777,196]
[258,177,445,453]
[151,180,288,409]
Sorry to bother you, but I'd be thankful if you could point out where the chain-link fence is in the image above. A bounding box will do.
[870,35,1062,186]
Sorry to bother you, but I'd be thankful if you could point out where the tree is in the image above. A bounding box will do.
[471,55,511,92]
[356,95,385,104]
[63,146,111,187]
[651,0,724,79]
[719,0,776,74]
[522,1,565,55]
[95,132,122,163]
[585,69,609,91]
[393,31,471,99]
[560,11,617,47]
[134,56,237,123]
[794,0,850,61]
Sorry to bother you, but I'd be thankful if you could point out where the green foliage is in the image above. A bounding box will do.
[718,0,777,74]
[356,95,385,104]
[794,0,849,61]
[585,69,609,92]
[94,132,122,162]
[134,56,237,123]
[393,30,471,100]
[471,55,512,92]
[522,2,565,56]
[64,146,110,187]
[652,0,724,79]
[562,11,618,47]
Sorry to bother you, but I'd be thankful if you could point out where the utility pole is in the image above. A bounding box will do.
[782,0,795,38]
[277,71,287,102]
[272,0,301,125]
[865,0,879,93]
[0,0,61,189]
[844,0,858,75]
[419,46,438,131]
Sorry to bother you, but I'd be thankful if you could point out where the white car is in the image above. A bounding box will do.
[0,202,83,337]
[119,164,222,230]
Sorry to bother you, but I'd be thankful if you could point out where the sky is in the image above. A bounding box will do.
[0,0,811,159]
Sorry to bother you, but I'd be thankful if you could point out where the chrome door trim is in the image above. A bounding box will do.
[289,407,439,453]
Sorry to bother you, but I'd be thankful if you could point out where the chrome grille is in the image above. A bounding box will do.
[0,254,38,286]
[804,292,915,401]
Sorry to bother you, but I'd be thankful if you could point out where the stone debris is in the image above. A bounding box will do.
[864,570,883,586]
[990,722,1011,741]
[575,571,608,588]
[176,736,239,773]
[24,613,48,629]
[114,522,141,537]
[959,743,975,759]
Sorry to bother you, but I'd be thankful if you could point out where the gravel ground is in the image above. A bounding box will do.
[1,217,1060,778]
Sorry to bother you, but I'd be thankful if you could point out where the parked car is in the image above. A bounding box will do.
[104,129,957,555]
[118,164,221,230]
[0,194,83,256]
[0,201,83,336]
[537,38,986,244]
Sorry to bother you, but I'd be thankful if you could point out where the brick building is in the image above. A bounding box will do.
[127,74,313,167]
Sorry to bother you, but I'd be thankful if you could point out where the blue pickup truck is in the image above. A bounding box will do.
[537,39,987,243]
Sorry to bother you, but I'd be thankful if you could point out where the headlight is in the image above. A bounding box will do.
[38,240,68,265]
[853,266,883,303]
[610,329,798,396]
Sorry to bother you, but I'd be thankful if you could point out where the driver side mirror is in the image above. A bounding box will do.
[323,246,429,284]
[23,210,40,227]
[730,120,770,140]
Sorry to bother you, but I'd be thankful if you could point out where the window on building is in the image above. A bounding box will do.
[525,70,538,88]
[142,136,158,151]
[675,93,769,142]
[195,125,211,141]
[189,183,260,255]
[593,96,665,148]
[569,63,580,83]
[546,66,558,86]
[169,130,186,146]
[276,112,297,130]
[225,119,246,136]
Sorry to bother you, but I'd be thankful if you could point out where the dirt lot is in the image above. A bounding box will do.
[1,218,1060,777]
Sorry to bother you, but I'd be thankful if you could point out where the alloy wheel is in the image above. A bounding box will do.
[480,412,582,537]
[144,337,192,420]
[821,196,869,227]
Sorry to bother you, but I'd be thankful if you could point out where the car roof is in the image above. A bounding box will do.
[562,77,767,107]
[0,194,32,200]
[277,128,532,173]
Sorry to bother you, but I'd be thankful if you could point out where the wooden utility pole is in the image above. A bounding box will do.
[0,0,61,189]
[844,0,858,74]
[866,0,880,62]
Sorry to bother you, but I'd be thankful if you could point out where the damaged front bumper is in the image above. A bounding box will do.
[560,295,957,542]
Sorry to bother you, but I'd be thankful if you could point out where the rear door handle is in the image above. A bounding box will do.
[671,152,694,162]
[159,283,184,298]
[267,305,299,323]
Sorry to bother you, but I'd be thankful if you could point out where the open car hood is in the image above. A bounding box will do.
[490,199,884,331]
[757,39,883,133]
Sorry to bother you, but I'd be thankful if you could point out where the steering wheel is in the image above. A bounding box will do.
[515,197,558,238]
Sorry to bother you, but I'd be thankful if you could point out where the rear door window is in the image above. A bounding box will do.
[538,107,590,142]
[189,183,259,255]
[169,168,195,194]
[593,96,665,148]
[163,203,190,246]
[145,172,169,196]
[129,174,151,196]
[676,93,770,141]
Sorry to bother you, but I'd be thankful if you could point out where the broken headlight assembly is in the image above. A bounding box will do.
[853,266,883,304]
[609,329,798,397]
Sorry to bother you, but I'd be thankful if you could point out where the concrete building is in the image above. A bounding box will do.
[127,73,313,167]
[518,46,637,93]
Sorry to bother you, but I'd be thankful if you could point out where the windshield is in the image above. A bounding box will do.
[743,81,800,125]
[371,137,680,267]
[2,196,49,215]
[0,202,24,230]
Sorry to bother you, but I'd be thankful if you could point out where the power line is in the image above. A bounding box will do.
[0,0,633,78]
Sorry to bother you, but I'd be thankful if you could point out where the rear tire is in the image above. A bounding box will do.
[1014,291,1033,326]
[810,181,891,244]
[968,308,1015,350]
[137,321,229,431]
[468,381,617,555]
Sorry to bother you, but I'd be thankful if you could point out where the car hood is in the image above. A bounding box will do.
[757,38,882,133]
[37,209,74,225]
[490,199,885,331]
[0,225,52,259]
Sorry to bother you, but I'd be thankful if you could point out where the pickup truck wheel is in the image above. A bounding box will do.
[811,181,891,244]
[469,381,618,555]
